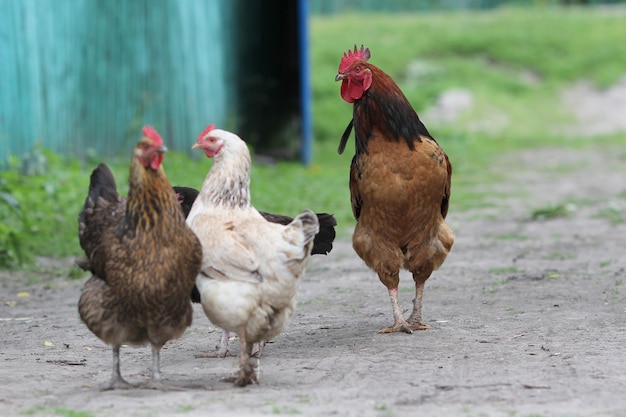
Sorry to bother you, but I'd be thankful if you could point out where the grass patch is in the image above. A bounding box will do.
[263,401,301,415]
[495,233,529,241]
[483,278,509,294]
[489,266,518,275]
[20,407,93,417]
[544,252,576,261]
[592,204,625,225]
[530,204,571,221]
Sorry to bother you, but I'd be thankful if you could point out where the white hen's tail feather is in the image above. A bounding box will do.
[281,209,320,262]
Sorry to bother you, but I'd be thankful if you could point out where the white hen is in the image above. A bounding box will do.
[187,125,319,387]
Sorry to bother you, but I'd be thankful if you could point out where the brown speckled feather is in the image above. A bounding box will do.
[349,130,453,286]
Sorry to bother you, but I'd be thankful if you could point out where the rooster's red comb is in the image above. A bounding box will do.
[197,124,216,143]
[142,125,163,147]
[338,44,371,73]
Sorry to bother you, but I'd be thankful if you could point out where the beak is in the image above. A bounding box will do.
[335,73,346,82]
[156,145,168,154]
[191,143,202,150]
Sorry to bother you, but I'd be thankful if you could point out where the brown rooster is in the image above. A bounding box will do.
[77,126,202,390]
[335,45,454,334]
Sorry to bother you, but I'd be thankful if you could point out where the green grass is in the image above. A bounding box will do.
[2,6,626,268]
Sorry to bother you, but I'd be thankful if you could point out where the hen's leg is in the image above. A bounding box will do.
[379,287,413,334]
[251,340,266,358]
[196,329,230,358]
[234,327,258,387]
[141,344,184,391]
[407,276,431,331]
[103,346,134,390]
[141,344,167,390]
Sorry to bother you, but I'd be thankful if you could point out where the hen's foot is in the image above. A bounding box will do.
[101,377,136,391]
[140,380,184,391]
[222,362,259,387]
[250,341,266,358]
[235,361,259,387]
[195,349,229,359]
[378,320,413,334]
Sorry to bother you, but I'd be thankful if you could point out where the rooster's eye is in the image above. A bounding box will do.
[354,66,361,73]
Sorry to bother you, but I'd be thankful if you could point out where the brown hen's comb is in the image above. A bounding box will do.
[197,124,216,143]
[142,125,164,147]
[338,44,371,73]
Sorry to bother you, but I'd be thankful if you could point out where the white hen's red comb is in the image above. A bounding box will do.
[339,44,371,73]
[197,124,216,143]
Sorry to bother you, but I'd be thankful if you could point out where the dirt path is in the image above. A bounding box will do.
[1,142,625,417]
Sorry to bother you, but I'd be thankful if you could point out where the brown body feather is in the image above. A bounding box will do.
[77,136,202,388]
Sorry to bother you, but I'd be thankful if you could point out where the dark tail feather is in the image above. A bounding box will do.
[260,211,336,255]
[79,163,118,231]
[172,186,199,218]
[190,285,201,303]
[311,213,337,255]
[85,163,118,210]
[338,119,353,155]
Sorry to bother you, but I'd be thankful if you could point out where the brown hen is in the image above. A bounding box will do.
[77,126,202,389]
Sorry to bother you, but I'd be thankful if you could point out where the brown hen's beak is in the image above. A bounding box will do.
[156,145,168,154]
[335,73,346,82]
[191,143,202,150]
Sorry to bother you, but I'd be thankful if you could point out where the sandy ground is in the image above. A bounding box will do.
[2,87,626,416]
[2,145,625,417]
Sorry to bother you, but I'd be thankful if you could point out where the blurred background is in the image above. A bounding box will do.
[1,0,625,268]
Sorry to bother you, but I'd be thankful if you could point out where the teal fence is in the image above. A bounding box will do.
[0,0,233,162]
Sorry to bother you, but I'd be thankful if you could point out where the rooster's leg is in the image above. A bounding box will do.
[407,281,431,331]
[379,288,413,334]
[103,346,134,390]
[196,329,230,358]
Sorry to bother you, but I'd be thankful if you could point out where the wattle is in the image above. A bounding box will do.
[341,80,364,103]
[150,154,163,170]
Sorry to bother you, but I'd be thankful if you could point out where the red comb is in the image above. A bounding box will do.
[142,125,163,147]
[339,44,371,73]
[197,124,216,143]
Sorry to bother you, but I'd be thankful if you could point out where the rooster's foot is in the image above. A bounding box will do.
[378,320,413,334]
[408,321,431,331]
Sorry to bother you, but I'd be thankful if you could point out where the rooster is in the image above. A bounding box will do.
[335,45,454,334]
[186,125,319,386]
[77,126,202,390]
[174,185,336,358]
